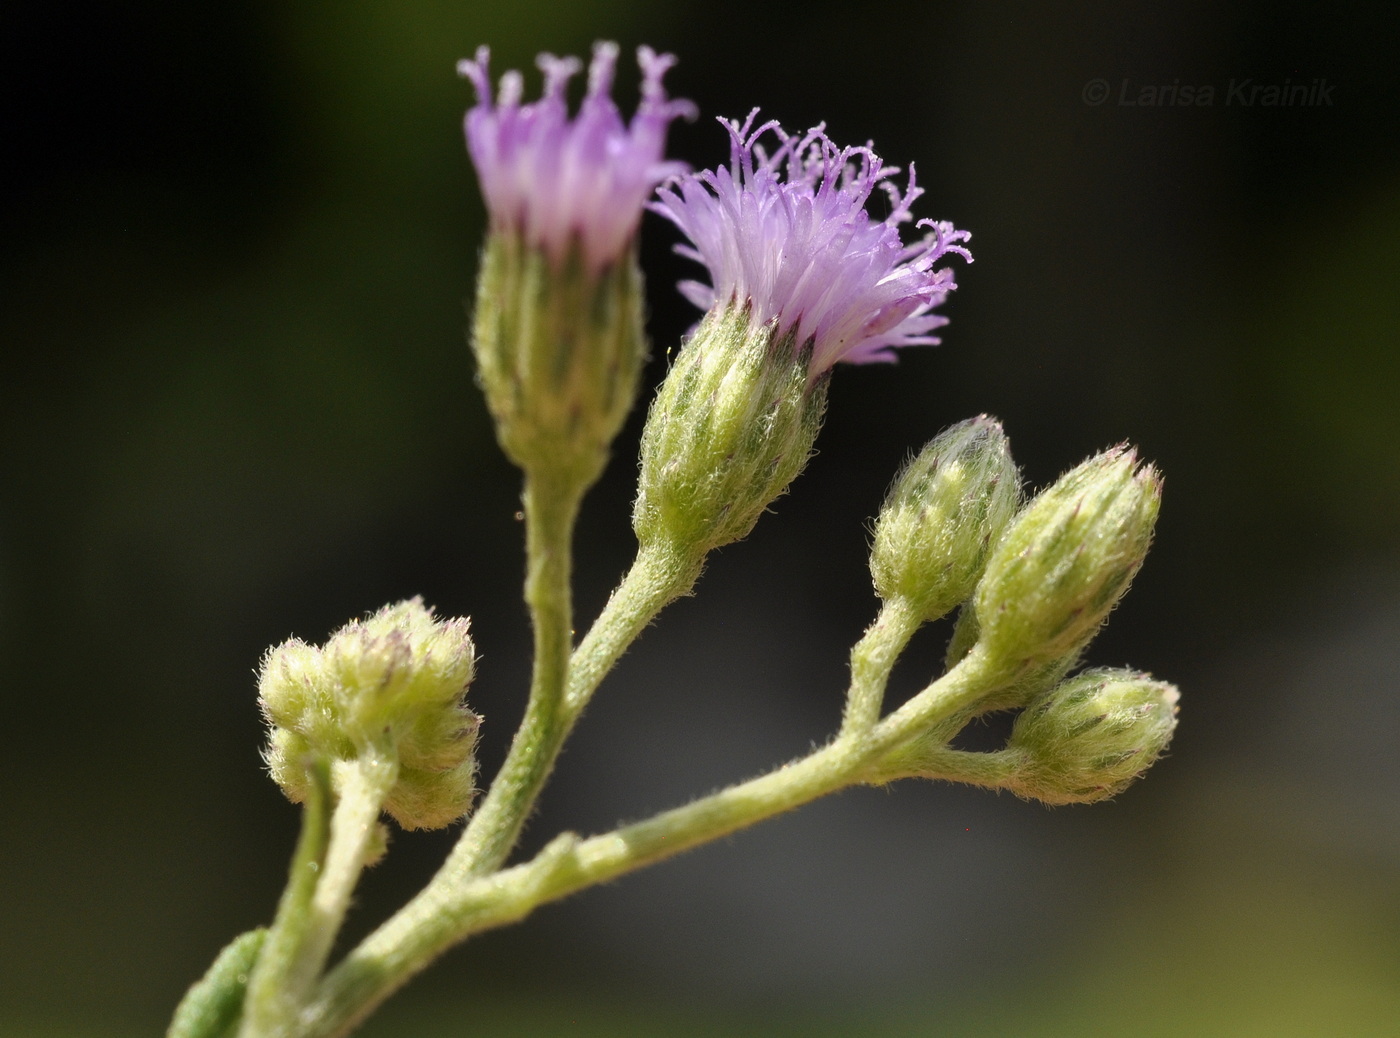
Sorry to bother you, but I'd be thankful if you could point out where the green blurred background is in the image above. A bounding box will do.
[3,0,1399,1035]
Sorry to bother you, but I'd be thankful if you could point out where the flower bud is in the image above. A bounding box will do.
[870,416,1020,622]
[632,303,826,555]
[259,598,481,830]
[974,446,1161,672]
[472,231,646,488]
[1005,667,1180,804]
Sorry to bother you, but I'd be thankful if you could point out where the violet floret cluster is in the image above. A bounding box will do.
[651,111,973,374]
[458,43,696,275]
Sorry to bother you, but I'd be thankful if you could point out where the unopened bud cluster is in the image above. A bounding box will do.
[259,598,481,830]
[868,425,1174,803]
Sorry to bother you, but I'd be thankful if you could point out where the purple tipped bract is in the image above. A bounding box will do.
[458,43,696,275]
[651,112,972,374]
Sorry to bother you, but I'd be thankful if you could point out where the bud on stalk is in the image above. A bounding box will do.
[974,447,1161,673]
[260,598,481,831]
[870,415,1021,623]
[1005,667,1180,804]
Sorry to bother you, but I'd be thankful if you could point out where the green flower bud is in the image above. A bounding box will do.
[472,231,647,488]
[633,303,826,555]
[974,446,1161,672]
[1005,667,1180,804]
[259,598,481,831]
[870,416,1021,622]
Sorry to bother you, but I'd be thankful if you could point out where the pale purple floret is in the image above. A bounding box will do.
[458,43,696,276]
[651,111,972,374]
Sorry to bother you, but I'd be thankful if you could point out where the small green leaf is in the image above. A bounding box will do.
[166,928,267,1038]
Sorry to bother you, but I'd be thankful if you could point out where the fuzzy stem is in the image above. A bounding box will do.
[873,742,1024,788]
[563,538,703,717]
[295,756,398,1002]
[439,473,583,883]
[240,755,396,1038]
[871,643,1008,748]
[237,761,332,1038]
[293,647,1004,1038]
[841,596,923,734]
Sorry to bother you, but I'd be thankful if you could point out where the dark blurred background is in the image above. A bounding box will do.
[4,0,1399,1035]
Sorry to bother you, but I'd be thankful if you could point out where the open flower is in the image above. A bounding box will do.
[461,43,693,486]
[458,42,695,275]
[651,111,972,375]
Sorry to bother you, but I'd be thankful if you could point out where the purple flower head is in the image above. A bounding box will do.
[458,43,696,275]
[651,111,972,375]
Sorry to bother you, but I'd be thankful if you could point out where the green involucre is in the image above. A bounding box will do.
[472,230,647,488]
[1005,667,1180,804]
[633,303,827,556]
[974,446,1161,672]
[870,415,1022,622]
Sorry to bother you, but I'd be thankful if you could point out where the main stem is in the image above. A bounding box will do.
[440,471,581,883]
[298,739,863,1038]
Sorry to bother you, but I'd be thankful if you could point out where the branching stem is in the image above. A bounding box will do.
[841,596,924,734]
[292,645,1003,1038]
